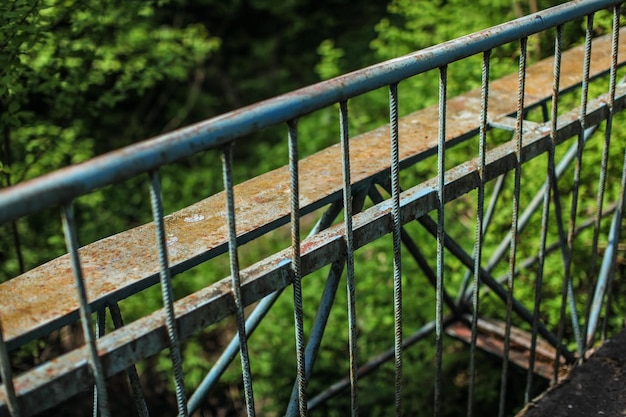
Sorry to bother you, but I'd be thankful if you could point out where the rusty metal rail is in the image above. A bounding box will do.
[1,1,626,416]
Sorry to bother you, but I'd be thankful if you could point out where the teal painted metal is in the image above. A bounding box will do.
[1,1,626,416]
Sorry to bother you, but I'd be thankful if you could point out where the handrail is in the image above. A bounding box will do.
[0,0,621,225]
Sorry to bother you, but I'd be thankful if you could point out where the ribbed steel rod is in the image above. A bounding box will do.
[468,49,491,417]
[579,13,597,352]
[147,171,187,417]
[527,25,561,401]
[389,82,403,417]
[340,100,360,417]
[435,65,447,417]
[499,37,527,417]
[586,3,621,348]
[61,204,110,417]
[288,119,308,417]
[222,144,256,417]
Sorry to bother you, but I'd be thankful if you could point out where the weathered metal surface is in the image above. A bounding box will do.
[1,30,624,352]
[1,78,624,416]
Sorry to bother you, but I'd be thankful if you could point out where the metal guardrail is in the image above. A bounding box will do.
[1,1,626,416]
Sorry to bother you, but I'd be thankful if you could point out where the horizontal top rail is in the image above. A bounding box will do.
[0,0,620,225]
[0,28,623,350]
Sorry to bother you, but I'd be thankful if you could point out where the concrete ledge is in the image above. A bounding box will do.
[519,329,626,417]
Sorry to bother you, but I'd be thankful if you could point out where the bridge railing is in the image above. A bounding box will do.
[1,1,626,415]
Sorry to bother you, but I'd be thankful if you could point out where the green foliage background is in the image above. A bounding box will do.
[2,0,626,416]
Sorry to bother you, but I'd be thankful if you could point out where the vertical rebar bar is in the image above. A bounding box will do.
[288,119,308,417]
[147,171,188,417]
[468,49,490,417]
[435,66,447,417]
[526,133,549,398]
[580,13,596,352]
[222,143,256,417]
[586,4,620,348]
[551,24,585,385]
[499,37,526,417]
[61,203,110,417]
[340,100,360,417]
[389,82,403,417]
[529,25,562,399]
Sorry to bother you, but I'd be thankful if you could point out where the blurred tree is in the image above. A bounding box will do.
[0,0,220,185]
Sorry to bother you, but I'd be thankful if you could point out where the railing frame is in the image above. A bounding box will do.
[1,1,625,416]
